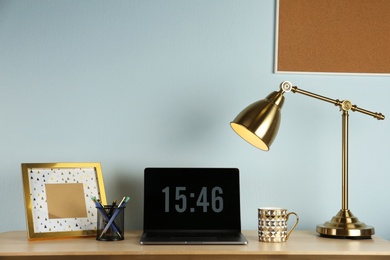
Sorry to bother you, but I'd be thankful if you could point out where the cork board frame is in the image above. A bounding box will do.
[22,162,107,240]
[275,0,390,75]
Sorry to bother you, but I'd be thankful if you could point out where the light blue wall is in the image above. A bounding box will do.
[1,0,389,240]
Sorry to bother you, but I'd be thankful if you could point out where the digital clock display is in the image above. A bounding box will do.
[143,168,241,231]
[161,186,224,213]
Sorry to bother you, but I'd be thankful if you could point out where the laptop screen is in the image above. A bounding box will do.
[143,168,242,232]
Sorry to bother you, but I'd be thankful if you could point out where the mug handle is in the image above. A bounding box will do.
[286,212,299,241]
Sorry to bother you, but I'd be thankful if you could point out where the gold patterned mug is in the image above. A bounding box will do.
[258,207,299,242]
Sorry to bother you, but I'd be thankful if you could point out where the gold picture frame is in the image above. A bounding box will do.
[22,162,107,240]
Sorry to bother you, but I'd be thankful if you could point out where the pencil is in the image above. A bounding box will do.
[99,196,130,239]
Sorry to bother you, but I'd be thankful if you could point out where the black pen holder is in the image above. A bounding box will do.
[96,205,125,241]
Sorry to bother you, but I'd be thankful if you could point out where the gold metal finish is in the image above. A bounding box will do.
[230,90,285,151]
[316,210,374,238]
[258,208,299,242]
[291,86,385,120]
[315,110,374,238]
[231,81,385,239]
[22,162,107,240]
[342,111,349,211]
[286,212,299,240]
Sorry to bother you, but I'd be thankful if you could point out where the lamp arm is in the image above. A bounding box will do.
[285,81,385,227]
[290,85,385,120]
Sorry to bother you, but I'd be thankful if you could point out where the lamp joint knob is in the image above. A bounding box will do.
[341,100,353,111]
[280,81,293,92]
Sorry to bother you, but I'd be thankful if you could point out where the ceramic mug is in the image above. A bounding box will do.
[258,207,299,242]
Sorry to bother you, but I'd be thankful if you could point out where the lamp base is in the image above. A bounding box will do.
[316,209,374,239]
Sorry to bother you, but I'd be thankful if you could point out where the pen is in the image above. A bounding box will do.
[108,199,117,218]
[92,197,123,238]
[99,196,130,239]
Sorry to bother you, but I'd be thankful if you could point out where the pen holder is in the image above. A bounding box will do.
[96,205,125,241]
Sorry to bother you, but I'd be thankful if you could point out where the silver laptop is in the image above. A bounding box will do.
[139,168,248,245]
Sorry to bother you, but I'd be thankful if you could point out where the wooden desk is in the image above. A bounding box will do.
[0,230,389,259]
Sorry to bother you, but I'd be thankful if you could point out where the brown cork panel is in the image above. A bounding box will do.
[276,0,390,74]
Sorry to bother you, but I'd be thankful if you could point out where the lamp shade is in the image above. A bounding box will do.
[230,90,285,151]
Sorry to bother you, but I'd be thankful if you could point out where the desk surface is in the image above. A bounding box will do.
[0,230,389,260]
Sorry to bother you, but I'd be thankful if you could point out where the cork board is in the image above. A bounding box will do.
[275,0,390,74]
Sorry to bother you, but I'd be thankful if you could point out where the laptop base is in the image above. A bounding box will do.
[139,232,248,245]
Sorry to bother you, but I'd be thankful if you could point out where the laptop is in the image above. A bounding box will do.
[139,167,248,245]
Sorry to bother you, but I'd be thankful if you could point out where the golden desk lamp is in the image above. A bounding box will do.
[230,81,385,239]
